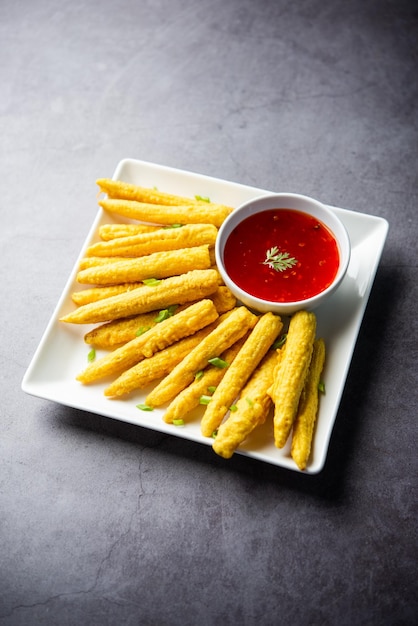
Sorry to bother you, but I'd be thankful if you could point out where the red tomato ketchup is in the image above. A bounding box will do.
[223,209,340,302]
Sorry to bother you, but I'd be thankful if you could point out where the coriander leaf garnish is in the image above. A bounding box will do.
[263,246,298,273]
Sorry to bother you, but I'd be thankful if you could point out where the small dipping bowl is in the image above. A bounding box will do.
[215,193,351,315]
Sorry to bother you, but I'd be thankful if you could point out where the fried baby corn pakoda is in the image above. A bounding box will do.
[97,178,210,205]
[200,312,283,437]
[72,282,143,306]
[98,223,161,240]
[85,223,218,258]
[207,286,237,315]
[104,319,223,398]
[162,336,248,424]
[212,350,279,459]
[99,199,231,229]
[83,286,237,350]
[97,178,233,214]
[145,306,259,407]
[291,338,326,470]
[60,269,219,324]
[76,299,219,384]
[271,310,317,449]
[76,245,211,286]
[78,256,137,270]
[84,310,162,349]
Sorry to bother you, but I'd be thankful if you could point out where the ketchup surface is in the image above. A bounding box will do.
[223,209,340,302]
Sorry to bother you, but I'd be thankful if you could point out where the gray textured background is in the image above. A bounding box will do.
[1,1,417,624]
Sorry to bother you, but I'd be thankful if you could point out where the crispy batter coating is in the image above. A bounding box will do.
[99,198,231,228]
[97,178,233,215]
[86,223,218,258]
[84,311,160,349]
[60,269,219,324]
[72,283,143,306]
[76,245,211,285]
[78,256,135,270]
[162,336,247,424]
[209,286,236,314]
[83,287,236,350]
[200,312,282,437]
[272,310,317,449]
[145,307,258,407]
[104,322,221,398]
[99,223,161,240]
[291,338,326,470]
[76,299,219,384]
[212,350,278,458]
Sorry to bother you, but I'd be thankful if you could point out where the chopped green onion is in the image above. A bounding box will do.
[195,195,210,202]
[195,370,204,381]
[246,397,254,407]
[199,395,212,405]
[229,404,238,412]
[271,334,287,350]
[173,418,185,427]
[143,278,161,286]
[136,326,151,336]
[211,430,218,438]
[163,223,183,229]
[208,357,229,368]
[318,381,326,394]
[154,305,178,323]
[87,348,96,362]
[136,403,154,411]
[207,386,217,394]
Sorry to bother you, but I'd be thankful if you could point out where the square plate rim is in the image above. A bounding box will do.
[22,158,389,474]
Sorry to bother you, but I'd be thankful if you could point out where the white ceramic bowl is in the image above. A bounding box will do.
[215,193,351,316]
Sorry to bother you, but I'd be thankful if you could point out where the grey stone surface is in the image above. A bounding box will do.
[1,0,417,624]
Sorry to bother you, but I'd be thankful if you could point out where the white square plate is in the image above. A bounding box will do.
[22,159,389,473]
